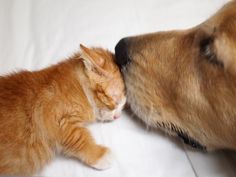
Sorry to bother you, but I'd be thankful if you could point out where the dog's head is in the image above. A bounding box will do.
[115,1,236,150]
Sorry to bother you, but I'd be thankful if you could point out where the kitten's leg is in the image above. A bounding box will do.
[60,125,113,170]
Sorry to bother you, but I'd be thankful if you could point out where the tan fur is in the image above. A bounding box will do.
[115,1,236,150]
[0,45,125,176]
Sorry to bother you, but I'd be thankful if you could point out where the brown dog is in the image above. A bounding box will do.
[115,1,236,151]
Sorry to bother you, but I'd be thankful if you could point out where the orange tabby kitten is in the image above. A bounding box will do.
[0,45,126,176]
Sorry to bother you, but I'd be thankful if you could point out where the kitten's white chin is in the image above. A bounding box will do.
[97,117,114,122]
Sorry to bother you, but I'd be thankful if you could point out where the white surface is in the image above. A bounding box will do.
[0,0,236,177]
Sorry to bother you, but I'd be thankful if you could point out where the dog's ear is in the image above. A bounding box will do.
[80,44,109,77]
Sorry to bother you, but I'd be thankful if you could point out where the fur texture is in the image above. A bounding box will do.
[115,1,236,151]
[0,45,126,176]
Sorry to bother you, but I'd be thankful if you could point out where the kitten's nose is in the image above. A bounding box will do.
[115,38,131,68]
[113,114,121,120]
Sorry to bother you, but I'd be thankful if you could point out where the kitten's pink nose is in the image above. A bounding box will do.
[113,114,121,119]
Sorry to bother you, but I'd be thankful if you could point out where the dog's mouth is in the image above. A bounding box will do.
[121,63,207,151]
[126,94,207,151]
[177,131,206,151]
[156,121,207,151]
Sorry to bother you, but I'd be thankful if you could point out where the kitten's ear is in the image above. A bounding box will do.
[80,44,108,77]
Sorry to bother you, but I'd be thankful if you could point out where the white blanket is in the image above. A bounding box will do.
[0,0,235,176]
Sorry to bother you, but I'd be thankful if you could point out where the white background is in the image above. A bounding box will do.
[0,0,236,177]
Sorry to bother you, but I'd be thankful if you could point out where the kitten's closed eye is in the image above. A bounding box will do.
[0,44,125,175]
[80,45,125,122]
[96,91,116,110]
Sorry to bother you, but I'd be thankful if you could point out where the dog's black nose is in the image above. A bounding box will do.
[115,38,130,68]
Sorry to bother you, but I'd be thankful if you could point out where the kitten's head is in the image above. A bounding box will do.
[80,44,126,122]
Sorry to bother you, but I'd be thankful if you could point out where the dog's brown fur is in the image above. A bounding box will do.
[115,1,236,150]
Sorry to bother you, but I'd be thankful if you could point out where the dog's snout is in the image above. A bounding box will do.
[115,38,131,68]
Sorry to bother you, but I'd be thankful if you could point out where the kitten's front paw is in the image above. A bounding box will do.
[92,149,114,170]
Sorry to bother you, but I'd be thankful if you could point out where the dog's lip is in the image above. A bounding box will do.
[177,131,207,151]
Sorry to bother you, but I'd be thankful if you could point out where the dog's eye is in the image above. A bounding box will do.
[200,38,223,67]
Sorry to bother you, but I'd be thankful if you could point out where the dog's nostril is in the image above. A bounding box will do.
[115,38,131,68]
